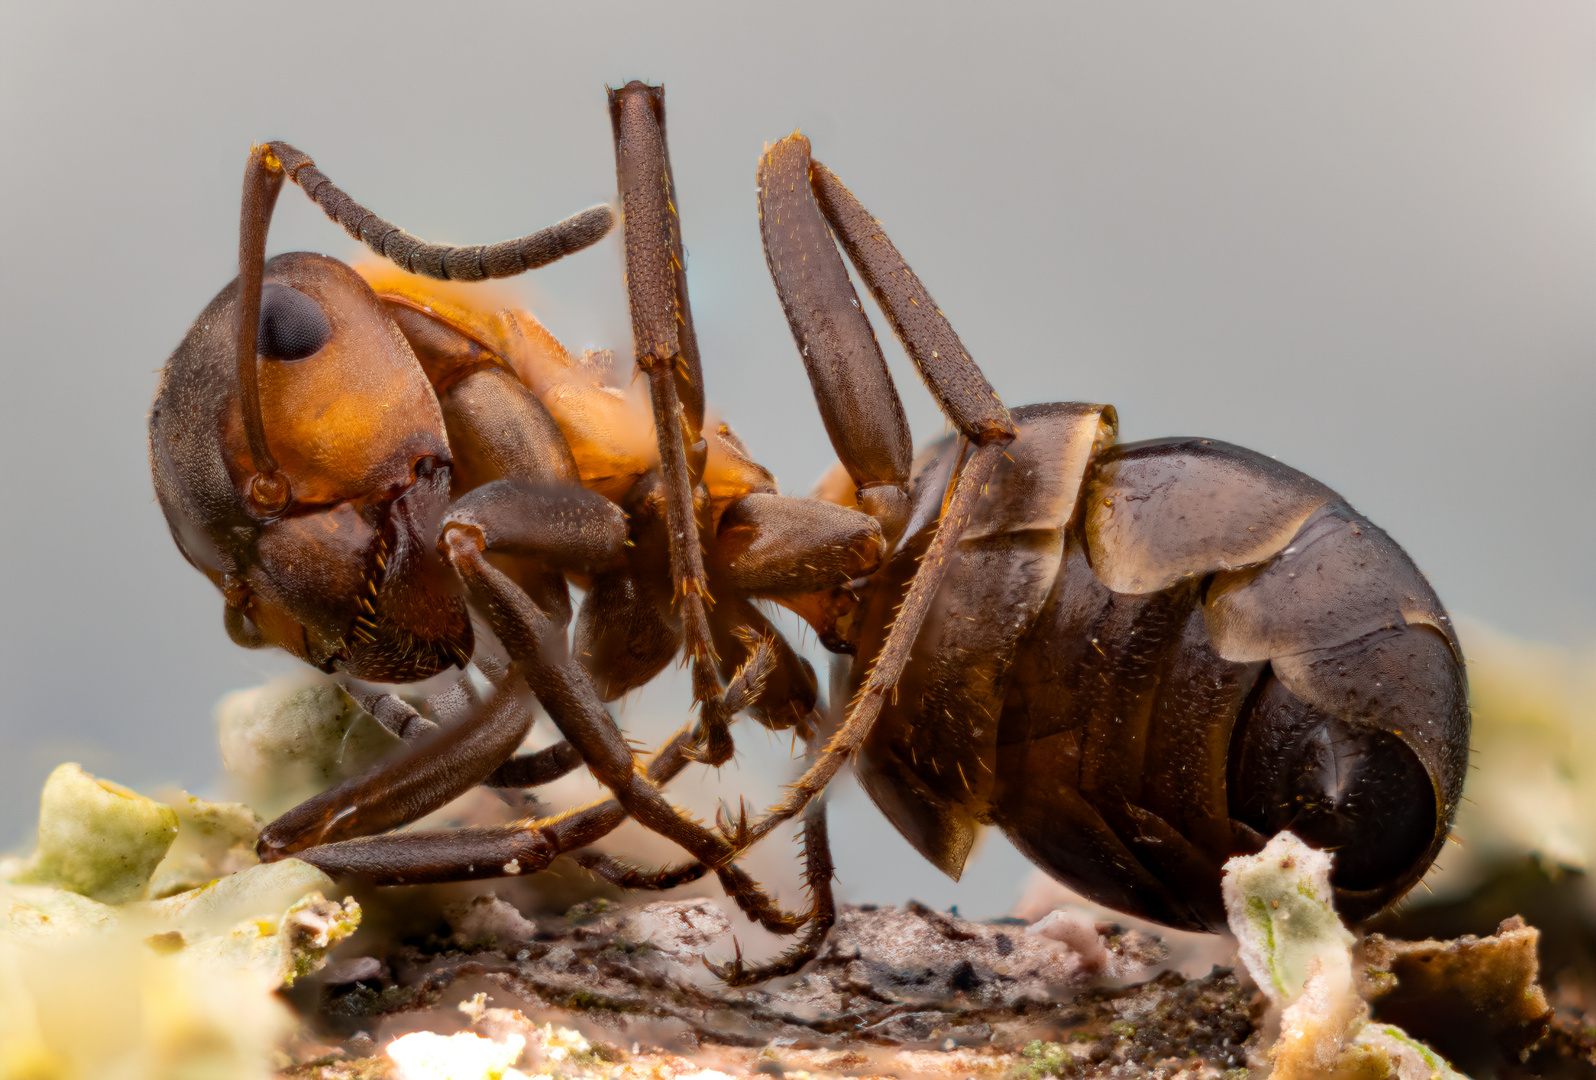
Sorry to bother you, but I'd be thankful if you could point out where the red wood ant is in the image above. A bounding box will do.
[150,81,1469,984]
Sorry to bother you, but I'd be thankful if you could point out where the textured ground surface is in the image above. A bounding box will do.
[279,899,1260,1079]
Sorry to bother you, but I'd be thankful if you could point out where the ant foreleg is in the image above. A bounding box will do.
[258,675,538,859]
[441,525,814,934]
[271,720,692,887]
[255,479,626,862]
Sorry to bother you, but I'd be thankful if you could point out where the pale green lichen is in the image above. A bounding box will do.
[138,862,362,988]
[4,858,358,984]
[146,791,264,899]
[1221,833,1473,1080]
[1352,1024,1469,1080]
[11,763,179,904]
[1,765,362,1080]
[1223,831,1353,1004]
[216,672,401,817]
[137,855,339,937]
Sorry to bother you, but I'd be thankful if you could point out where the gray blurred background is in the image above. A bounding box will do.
[1,2,1591,918]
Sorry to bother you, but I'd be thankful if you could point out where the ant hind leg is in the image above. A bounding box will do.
[739,135,1019,849]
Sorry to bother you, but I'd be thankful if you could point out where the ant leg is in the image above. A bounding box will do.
[343,663,490,743]
[706,596,818,734]
[515,634,810,897]
[756,137,915,546]
[738,136,1018,848]
[256,478,626,861]
[259,675,539,858]
[807,158,1014,445]
[575,475,683,701]
[712,702,840,985]
[440,511,814,933]
[348,689,438,743]
[295,667,800,933]
[281,719,696,884]
[714,495,886,596]
[572,852,709,892]
[610,81,733,767]
[711,795,836,985]
[482,740,583,817]
[352,674,586,805]
[740,442,1007,847]
[485,741,583,788]
[709,491,889,657]
[605,84,705,448]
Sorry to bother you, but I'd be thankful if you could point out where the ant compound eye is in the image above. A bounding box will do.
[257,283,332,361]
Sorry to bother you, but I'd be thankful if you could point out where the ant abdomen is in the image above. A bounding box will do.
[850,417,1467,931]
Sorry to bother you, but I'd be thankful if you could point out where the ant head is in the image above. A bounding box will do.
[150,142,613,682]
[150,251,472,681]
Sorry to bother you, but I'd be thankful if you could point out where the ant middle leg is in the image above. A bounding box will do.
[609,81,735,767]
[711,688,844,985]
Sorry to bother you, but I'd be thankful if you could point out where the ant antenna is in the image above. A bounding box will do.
[232,141,617,506]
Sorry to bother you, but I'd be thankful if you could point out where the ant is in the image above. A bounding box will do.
[151,81,1469,984]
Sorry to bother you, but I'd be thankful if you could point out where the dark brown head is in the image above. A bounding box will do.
[150,252,472,681]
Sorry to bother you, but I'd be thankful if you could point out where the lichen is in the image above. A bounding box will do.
[1221,832,1473,1080]
[1009,1039,1079,1080]
[216,672,401,817]
[11,763,180,904]
[2,768,362,1080]
[1223,832,1354,1005]
[146,790,264,899]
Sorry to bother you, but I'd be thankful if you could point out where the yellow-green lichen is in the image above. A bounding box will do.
[13,764,179,904]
